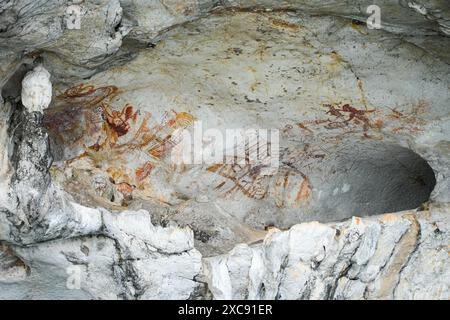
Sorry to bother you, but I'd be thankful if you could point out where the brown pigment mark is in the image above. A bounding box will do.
[102,103,138,144]
[323,103,376,132]
[297,122,314,133]
[57,84,119,108]
[116,182,134,201]
[296,177,311,202]
[269,18,299,31]
[135,162,154,184]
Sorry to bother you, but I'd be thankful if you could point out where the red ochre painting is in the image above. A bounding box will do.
[44,84,313,209]
[43,84,427,208]
[44,84,195,205]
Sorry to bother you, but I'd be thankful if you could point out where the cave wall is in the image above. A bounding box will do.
[0,1,449,300]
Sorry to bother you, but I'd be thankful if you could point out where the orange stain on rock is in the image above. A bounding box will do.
[135,162,154,183]
[207,163,223,173]
[296,178,311,202]
[380,213,400,223]
[374,119,384,129]
[116,182,134,200]
[297,122,314,133]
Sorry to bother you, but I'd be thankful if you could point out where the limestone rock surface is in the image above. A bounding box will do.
[0,1,449,300]
[203,205,450,300]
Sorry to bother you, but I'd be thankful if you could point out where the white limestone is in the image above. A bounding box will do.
[21,65,52,113]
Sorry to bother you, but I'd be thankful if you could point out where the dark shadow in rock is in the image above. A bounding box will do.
[310,141,436,222]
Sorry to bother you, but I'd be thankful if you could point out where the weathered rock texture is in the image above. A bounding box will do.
[0,1,449,300]
[0,204,448,299]
[203,204,449,300]
[1,0,449,83]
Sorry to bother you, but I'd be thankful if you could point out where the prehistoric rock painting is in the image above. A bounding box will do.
[44,84,427,208]
[45,83,312,208]
[387,100,428,135]
[208,160,311,208]
[208,161,269,200]
[297,101,427,139]
[44,84,194,204]
[206,140,312,208]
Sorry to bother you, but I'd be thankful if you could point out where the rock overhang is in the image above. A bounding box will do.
[0,2,448,300]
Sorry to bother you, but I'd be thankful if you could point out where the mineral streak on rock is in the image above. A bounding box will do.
[10,109,53,230]
[0,98,11,181]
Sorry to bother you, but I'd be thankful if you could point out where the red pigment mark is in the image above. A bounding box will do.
[374,119,384,129]
[296,178,311,202]
[324,104,344,118]
[102,103,138,140]
[389,108,404,119]
[135,162,154,183]
[116,182,134,200]
[387,102,427,135]
[324,103,375,131]
[341,104,375,130]
[297,122,314,133]
[57,84,119,108]
[48,83,197,206]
